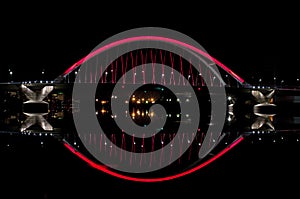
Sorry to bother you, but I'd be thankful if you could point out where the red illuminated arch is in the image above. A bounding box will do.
[61,34,246,182]
[63,136,244,182]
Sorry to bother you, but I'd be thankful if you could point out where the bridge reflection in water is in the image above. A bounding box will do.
[0,65,300,196]
[1,81,300,180]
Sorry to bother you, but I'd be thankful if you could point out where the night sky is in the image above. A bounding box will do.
[1,3,300,198]
[1,5,299,85]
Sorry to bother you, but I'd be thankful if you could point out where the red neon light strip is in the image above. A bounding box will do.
[63,136,244,182]
[61,36,245,84]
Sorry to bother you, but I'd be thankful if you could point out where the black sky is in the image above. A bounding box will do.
[1,4,299,85]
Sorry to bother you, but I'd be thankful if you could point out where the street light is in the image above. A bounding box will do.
[280,80,284,88]
[41,69,45,81]
[8,68,13,82]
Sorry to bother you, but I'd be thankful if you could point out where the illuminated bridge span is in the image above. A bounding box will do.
[56,42,246,88]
